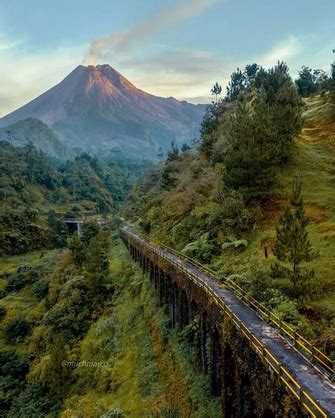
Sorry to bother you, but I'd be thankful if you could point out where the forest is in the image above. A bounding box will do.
[0,60,334,416]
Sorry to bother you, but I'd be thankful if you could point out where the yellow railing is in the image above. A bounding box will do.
[121,227,330,418]
[144,235,334,381]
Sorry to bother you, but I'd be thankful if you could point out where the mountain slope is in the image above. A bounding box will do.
[0,65,206,159]
[0,118,71,160]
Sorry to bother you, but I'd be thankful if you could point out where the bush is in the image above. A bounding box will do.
[0,350,29,379]
[5,319,30,344]
[0,306,6,320]
[5,274,27,293]
[182,233,216,263]
[32,280,49,299]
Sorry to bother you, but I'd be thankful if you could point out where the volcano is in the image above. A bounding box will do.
[0,65,206,159]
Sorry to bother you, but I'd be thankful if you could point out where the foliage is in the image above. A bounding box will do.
[32,280,49,299]
[161,142,180,190]
[224,98,279,202]
[211,82,222,102]
[0,141,151,256]
[5,318,31,344]
[272,179,318,293]
[295,66,329,97]
[47,211,69,248]
[6,382,61,418]
[182,233,216,263]
[226,63,260,100]
[29,334,69,397]
[0,306,6,320]
[199,102,221,160]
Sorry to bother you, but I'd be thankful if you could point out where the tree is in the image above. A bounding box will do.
[226,68,245,100]
[271,179,318,291]
[295,66,316,97]
[84,229,111,293]
[28,334,69,397]
[161,142,180,190]
[224,99,278,202]
[47,211,69,248]
[199,102,220,160]
[5,318,30,344]
[181,143,191,152]
[211,82,222,103]
[257,61,302,168]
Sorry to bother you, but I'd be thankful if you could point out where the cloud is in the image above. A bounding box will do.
[0,44,84,116]
[86,0,221,64]
[258,36,301,68]
[108,46,228,103]
[0,33,20,51]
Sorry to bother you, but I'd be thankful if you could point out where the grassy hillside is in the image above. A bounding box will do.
[124,94,335,356]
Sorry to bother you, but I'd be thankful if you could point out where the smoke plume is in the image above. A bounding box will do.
[86,0,220,65]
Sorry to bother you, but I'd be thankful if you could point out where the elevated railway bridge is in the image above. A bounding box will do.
[120,226,335,418]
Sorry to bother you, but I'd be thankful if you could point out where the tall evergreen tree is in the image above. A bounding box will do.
[224,99,278,202]
[211,82,222,103]
[226,68,245,100]
[295,66,316,97]
[271,179,317,291]
[257,62,302,168]
[199,102,220,160]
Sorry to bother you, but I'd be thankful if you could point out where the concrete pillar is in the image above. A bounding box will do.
[200,311,209,374]
[223,345,237,417]
[211,328,223,397]
[180,289,190,329]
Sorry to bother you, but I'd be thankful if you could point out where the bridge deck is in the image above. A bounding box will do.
[125,228,335,417]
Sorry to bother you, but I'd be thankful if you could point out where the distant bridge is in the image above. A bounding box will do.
[62,214,108,235]
[121,226,335,418]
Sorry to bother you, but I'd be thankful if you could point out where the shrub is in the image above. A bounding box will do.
[5,274,27,292]
[0,306,6,320]
[182,233,216,263]
[0,350,29,379]
[32,280,49,299]
[5,319,30,344]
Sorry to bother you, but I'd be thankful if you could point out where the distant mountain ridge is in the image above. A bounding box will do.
[0,118,71,160]
[0,64,206,159]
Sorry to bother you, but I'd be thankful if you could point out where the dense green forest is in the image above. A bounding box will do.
[0,142,152,255]
[0,60,334,416]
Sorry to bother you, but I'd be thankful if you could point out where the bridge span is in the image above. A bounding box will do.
[121,226,335,418]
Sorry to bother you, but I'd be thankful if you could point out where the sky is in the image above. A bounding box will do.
[0,0,334,116]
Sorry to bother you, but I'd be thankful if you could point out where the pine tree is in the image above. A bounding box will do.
[272,178,317,291]
[211,82,222,103]
[257,62,302,169]
[199,101,220,161]
[224,99,278,202]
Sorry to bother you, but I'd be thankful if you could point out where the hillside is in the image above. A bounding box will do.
[0,65,206,159]
[0,118,71,161]
[124,93,335,356]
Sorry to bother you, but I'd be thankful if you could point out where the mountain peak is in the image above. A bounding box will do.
[0,64,206,159]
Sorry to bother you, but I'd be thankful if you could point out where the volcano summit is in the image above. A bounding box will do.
[0,65,206,159]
